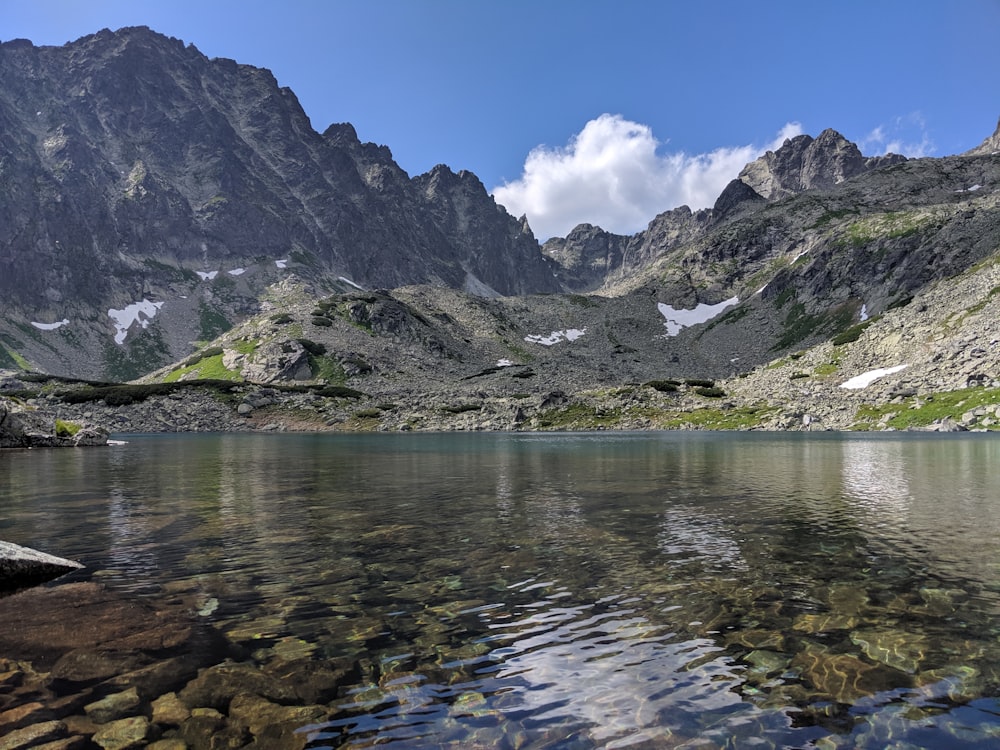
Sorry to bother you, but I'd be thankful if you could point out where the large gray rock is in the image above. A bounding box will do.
[0,397,108,448]
[0,540,84,592]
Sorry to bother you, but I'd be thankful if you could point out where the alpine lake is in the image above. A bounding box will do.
[3,431,1000,749]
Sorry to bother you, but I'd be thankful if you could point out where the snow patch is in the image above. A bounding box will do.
[859,304,869,322]
[31,319,69,331]
[197,271,218,281]
[228,268,246,276]
[338,276,364,290]
[956,184,983,193]
[657,297,739,336]
[839,364,908,390]
[525,328,587,346]
[275,259,288,269]
[496,359,515,367]
[108,299,164,345]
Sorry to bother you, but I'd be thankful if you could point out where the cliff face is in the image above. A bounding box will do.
[0,27,559,378]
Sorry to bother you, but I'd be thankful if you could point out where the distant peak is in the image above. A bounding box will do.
[963,116,1000,156]
[739,128,882,200]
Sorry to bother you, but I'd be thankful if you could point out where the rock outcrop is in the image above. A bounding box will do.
[0,396,108,447]
[738,129,907,201]
[0,540,83,593]
[541,223,629,291]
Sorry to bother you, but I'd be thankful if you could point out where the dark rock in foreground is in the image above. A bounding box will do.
[0,540,84,593]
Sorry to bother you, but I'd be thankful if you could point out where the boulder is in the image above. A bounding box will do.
[0,541,84,593]
[0,398,108,449]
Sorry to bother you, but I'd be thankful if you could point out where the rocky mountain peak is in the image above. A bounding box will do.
[964,116,1000,156]
[0,25,563,379]
[738,128,905,200]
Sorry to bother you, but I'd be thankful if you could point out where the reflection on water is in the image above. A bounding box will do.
[3,432,1000,748]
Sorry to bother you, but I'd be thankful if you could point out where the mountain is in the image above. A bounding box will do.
[0,27,559,379]
[1,25,999,425]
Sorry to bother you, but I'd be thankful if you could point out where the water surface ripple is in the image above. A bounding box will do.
[3,432,1000,748]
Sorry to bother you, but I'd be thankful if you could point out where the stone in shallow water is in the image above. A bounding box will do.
[0,720,68,749]
[793,613,860,634]
[792,645,881,703]
[827,584,869,615]
[724,628,785,650]
[850,630,927,674]
[228,693,327,741]
[91,716,149,750]
[178,661,298,710]
[0,541,83,593]
[84,687,141,724]
[261,656,361,705]
[743,649,789,674]
[150,692,190,727]
[0,582,231,677]
[916,587,968,616]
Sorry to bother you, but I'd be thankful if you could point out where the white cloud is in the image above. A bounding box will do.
[492,115,802,241]
[861,112,935,158]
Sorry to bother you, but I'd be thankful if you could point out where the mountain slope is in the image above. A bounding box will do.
[0,27,559,379]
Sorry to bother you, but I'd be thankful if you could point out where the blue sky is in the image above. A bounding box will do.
[3,0,999,239]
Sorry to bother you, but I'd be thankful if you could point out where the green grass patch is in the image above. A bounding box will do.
[843,211,932,247]
[232,339,257,355]
[310,355,346,383]
[851,387,1000,430]
[536,402,625,430]
[54,419,82,437]
[163,353,242,383]
[0,342,28,370]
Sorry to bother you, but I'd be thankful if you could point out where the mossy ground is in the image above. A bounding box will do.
[164,353,242,383]
[54,419,82,437]
[851,387,1000,430]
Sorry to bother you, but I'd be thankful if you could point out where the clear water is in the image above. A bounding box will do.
[3,431,1000,748]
